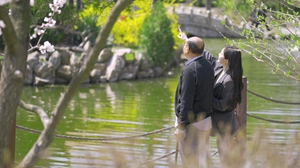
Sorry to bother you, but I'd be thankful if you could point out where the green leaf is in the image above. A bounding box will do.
[125,53,135,61]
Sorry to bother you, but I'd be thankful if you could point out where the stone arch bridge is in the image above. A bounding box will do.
[171,6,243,38]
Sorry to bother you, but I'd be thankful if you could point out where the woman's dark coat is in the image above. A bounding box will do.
[211,70,238,136]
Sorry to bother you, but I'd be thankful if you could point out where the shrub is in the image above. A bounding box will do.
[138,1,175,67]
[109,0,150,48]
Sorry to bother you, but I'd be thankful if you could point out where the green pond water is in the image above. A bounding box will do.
[15,38,300,167]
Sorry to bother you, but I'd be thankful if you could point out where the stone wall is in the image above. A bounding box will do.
[23,46,182,86]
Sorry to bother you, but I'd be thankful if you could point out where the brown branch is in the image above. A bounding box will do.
[18,100,49,128]
[0,6,20,54]
[79,33,94,48]
[31,24,85,40]
[54,46,88,53]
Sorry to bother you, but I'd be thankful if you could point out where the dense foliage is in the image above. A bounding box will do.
[138,1,175,66]
[109,1,181,49]
[1,1,182,58]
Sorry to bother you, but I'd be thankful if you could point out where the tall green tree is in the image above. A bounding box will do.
[138,1,175,67]
[0,0,133,167]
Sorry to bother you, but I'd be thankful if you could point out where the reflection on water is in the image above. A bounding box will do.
[16,38,300,167]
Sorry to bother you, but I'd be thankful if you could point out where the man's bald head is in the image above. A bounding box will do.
[186,37,205,55]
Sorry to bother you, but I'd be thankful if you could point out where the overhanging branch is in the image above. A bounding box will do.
[19,100,49,128]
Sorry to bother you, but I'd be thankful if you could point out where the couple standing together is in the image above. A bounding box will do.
[174,33,243,167]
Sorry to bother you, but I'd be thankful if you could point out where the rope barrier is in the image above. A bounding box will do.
[17,111,300,142]
[16,125,175,141]
[247,89,300,105]
[140,151,176,165]
[16,124,220,166]
[209,150,219,157]
[17,124,222,165]
[247,112,300,124]
[140,149,219,166]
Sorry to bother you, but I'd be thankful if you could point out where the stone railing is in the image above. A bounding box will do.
[172,5,243,38]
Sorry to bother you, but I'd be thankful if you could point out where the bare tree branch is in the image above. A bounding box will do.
[79,33,94,48]
[30,24,85,42]
[18,100,49,128]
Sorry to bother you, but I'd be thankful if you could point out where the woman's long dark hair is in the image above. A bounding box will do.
[224,46,243,109]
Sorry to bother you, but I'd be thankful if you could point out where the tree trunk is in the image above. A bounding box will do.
[17,0,133,167]
[206,0,212,11]
[198,0,202,7]
[76,0,83,10]
[0,0,31,167]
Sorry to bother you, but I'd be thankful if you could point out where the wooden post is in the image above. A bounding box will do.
[236,76,247,141]
[5,114,16,168]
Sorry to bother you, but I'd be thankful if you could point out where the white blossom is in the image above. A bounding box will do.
[0,0,11,6]
[41,23,47,28]
[49,3,59,13]
[44,17,50,22]
[0,20,5,28]
[0,20,5,36]
[47,19,56,27]
[39,41,55,54]
[49,0,66,13]
[31,27,45,38]
[53,0,66,8]
[30,0,34,6]
[43,17,56,27]
[37,29,45,35]
[31,33,37,39]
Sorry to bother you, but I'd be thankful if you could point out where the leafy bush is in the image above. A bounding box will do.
[108,0,151,48]
[76,14,101,46]
[111,12,147,48]
[78,2,116,47]
[138,1,175,66]
[78,1,182,50]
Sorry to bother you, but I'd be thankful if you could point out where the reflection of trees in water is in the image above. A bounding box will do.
[105,84,117,110]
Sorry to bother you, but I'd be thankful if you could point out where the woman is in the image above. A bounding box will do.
[211,46,243,165]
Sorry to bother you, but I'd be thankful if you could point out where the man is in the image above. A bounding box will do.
[174,36,215,168]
